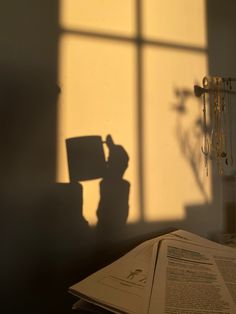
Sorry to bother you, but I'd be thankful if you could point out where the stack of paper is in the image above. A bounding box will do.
[69,230,236,313]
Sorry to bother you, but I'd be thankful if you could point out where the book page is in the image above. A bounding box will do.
[70,237,160,313]
[69,230,195,313]
[147,239,236,314]
[171,230,236,252]
[141,229,232,313]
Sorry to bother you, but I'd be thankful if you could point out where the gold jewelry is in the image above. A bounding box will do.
[201,77,209,175]
[195,76,235,175]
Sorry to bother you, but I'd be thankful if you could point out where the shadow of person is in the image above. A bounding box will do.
[96,135,130,241]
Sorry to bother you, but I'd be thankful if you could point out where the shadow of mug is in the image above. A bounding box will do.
[66,136,106,182]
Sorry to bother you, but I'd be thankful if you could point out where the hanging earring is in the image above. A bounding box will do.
[201,77,209,175]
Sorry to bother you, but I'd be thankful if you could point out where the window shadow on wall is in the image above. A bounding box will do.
[2,1,236,313]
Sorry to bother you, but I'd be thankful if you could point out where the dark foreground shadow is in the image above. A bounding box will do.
[0,135,132,313]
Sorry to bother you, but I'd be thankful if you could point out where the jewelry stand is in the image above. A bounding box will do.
[194,76,236,175]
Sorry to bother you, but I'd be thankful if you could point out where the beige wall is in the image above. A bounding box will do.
[1,1,235,240]
[1,1,236,312]
[58,0,216,236]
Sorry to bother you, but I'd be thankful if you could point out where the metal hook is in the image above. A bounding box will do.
[201,139,209,156]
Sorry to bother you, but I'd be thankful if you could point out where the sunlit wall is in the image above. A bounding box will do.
[58,0,211,226]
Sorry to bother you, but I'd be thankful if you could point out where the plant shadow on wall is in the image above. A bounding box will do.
[172,86,209,203]
[66,134,130,242]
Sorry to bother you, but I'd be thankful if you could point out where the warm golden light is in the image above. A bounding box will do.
[60,0,135,36]
[143,0,207,47]
[58,0,210,227]
[143,47,210,221]
[57,34,139,225]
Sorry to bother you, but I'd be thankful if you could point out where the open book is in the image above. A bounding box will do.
[69,230,236,313]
